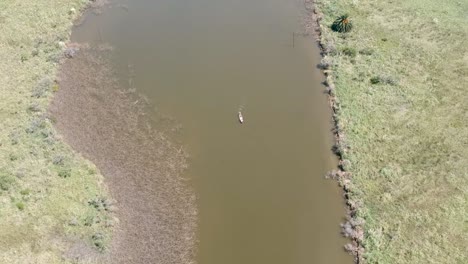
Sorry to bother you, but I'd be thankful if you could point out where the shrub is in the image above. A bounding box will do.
[370,76,381,84]
[84,215,95,226]
[46,52,62,63]
[20,189,31,195]
[370,75,398,86]
[332,143,344,156]
[381,75,398,86]
[16,202,25,211]
[332,14,353,33]
[20,54,28,62]
[52,155,66,165]
[26,118,46,134]
[58,168,71,178]
[88,197,112,211]
[52,84,60,92]
[318,57,332,69]
[91,233,106,252]
[0,174,15,191]
[8,131,20,145]
[359,48,374,55]
[27,103,42,112]
[64,47,79,58]
[323,41,337,55]
[342,47,357,57]
[32,77,52,98]
[9,152,18,161]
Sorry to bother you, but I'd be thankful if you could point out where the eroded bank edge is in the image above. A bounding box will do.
[305,0,365,263]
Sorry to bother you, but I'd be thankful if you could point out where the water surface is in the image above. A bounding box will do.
[72,0,351,263]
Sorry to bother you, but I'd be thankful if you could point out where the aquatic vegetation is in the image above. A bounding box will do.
[50,46,196,263]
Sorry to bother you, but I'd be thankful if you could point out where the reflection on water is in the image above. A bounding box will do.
[71,0,352,263]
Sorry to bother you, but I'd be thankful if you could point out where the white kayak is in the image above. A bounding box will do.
[238,111,244,124]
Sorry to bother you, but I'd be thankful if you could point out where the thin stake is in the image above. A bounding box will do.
[98,26,103,42]
[292,32,295,48]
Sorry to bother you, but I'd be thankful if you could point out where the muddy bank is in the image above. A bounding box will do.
[49,46,197,263]
[304,0,364,263]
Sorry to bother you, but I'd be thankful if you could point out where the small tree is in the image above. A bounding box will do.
[332,14,353,33]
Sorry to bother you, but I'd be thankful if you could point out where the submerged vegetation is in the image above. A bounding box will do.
[314,0,468,263]
[0,0,113,262]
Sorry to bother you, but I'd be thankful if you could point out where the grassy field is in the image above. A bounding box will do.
[315,0,468,263]
[0,1,113,263]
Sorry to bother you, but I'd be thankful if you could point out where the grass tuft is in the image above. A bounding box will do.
[341,46,357,57]
[32,77,53,98]
[0,173,15,191]
[57,168,72,178]
[15,201,25,211]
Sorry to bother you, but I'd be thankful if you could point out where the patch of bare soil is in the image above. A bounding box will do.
[49,45,197,264]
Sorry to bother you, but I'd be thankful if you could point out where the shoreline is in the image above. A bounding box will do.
[305,0,364,262]
[306,0,468,263]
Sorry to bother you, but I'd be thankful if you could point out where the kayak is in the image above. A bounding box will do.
[238,111,244,124]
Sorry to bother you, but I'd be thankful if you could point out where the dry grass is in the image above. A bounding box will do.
[0,1,114,263]
[314,0,468,263]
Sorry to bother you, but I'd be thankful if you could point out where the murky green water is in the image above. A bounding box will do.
[72,0,351,263]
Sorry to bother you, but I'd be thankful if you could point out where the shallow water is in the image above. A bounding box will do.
[71,0,351,263]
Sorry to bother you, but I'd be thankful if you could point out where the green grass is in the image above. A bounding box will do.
[316,0,468,263]
[0,1,114,263]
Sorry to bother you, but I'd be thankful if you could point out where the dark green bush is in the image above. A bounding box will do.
[84,215,95,226]
[370,76,381,84]
[91,233,106,252]
[342,47,357,57]
[88,197,112,211]
[0,174,15,191]
[16,202,25,211]
[332,14,353,33]
[359,48,374,55]
[58,168,71,178]
[370,75,398,86]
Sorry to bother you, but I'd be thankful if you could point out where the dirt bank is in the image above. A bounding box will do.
[306,0,468,262]
[304,0,364,263]
[49,46,197,263]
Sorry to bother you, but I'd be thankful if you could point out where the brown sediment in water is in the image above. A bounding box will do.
[304,0,365,263]
[49,46,197,263]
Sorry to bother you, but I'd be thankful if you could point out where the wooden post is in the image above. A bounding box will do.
[292,32,295,48]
